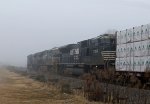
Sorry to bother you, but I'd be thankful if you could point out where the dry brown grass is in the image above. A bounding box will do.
[0,68,104,104]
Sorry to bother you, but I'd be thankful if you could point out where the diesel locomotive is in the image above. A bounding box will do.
[27,33,116,76]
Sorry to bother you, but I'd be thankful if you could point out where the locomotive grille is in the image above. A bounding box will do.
[101,51,116,61]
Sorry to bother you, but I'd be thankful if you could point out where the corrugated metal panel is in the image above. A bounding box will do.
[126,57,133,71]
[115,58,120,71]
[133,57,141,72]
[119,58,126,71]
[133,26,142,42]
[126,43,134,57]
[141,40,149,56]
[127,28,133,43]
[133,41,141,57]
[120,30,127,44]
[141,24,149,40]
[141,56,149,72]
[116,23,150,72]
[117,31,121,45]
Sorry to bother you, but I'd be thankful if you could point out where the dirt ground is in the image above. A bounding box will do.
[0,68,103,104]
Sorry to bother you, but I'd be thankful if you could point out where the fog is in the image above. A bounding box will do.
[0,0,150,66]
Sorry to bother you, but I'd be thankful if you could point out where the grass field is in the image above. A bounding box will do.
[0,68,103,104]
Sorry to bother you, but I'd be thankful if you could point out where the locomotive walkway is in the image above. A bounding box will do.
[0,68,103,104]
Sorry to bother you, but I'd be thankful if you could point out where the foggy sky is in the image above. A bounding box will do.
[0,0,150,66]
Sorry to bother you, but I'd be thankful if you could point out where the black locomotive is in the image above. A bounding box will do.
[27,33,116,76]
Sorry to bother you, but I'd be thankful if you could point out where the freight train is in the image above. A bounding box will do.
[27,33,116,75]
[27,24,150,89]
